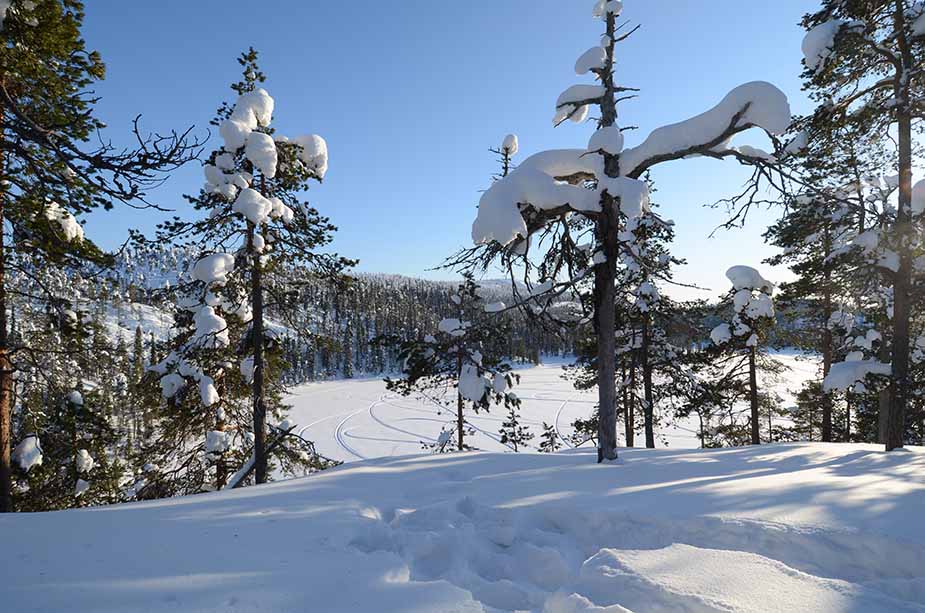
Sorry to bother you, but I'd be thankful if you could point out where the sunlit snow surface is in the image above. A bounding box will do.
[3,443,924,611]
[6,354,923,612]
[286,353,819,462]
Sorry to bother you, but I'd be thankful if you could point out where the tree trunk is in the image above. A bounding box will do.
[642,317,655,448]
[625,364,635,448]
[749,347,760,445]
[456,353,465,452]
[821,267,833,443]
[885,0,913,452]
[0,106,11,513]
[593,228,618,462]
[593,9,622,463]
[621,365,633,447]
[249,223,268,483]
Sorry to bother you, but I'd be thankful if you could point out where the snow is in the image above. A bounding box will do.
[76,449,94,473]
[233,188,274,225]
[501,134,519,156]
[824,360,891,391]
[220,88,274,152]
[587,126,624,155]
[557,85,605,109]
[3,440,923,612]
[598,176,649,217]
[199,376,220,407]
[472,150,605,246]
[592,0,623,19]
[745,292,775,319]
[726,265,774,292]
[191,253,235,286]
[205,430,230,454]
[192,306,229,348]
[291,134,329,180]
[620,82,792,178]
[459,363,490,402]
[912,179,925,215]
[802,20,864,72]
[240,356,255,383]
[915,9,925,37]
[44,202,84,243]
[74,479,90,497]
[285,358,814,462]
[438,318,470,337]
[484,301,506,313]
[67,390,83,406]
[554,84,607,123]
[11,435,42,472]
[575,46,606,75]
[159,373,185,399]
[710,323,732,346]
[269,196,295,224]
[245,132,278,179]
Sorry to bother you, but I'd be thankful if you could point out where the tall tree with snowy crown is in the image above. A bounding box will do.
[454,1,793,462]
[0,0,198,511]
[798,1,925,450]
[154,49,351,485]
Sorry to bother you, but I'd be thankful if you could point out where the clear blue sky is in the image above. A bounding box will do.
[80,0,817,300]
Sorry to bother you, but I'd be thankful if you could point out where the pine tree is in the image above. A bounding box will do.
[451,2,793,462]
[538,422,561,453]
[499,405,533,452]
[149,49,350,488]
[381,274,520,452]
[0,0,198,511]
[708,267,782,444]
[798,1,925,450]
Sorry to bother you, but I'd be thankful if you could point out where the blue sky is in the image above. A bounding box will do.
[81,0,817,300]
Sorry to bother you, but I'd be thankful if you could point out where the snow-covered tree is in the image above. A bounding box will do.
[709,266,780,445]
[0,0,198,511]
[149,49,349,487]
[452,2,792,462]
[382,274,520,452]
[798,0,925,450]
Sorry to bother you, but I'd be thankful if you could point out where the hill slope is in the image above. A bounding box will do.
[3,443,924,612]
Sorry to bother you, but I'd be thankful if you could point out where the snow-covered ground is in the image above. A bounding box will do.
[3,443,923,612]
[287,353,820,463]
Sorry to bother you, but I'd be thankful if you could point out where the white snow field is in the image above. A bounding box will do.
[2,443,924,612]
[286,353,819,463]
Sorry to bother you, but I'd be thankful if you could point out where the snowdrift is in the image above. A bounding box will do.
[2,443,924,612]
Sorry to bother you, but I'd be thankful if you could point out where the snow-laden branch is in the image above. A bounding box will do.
[621,81,791,178]
[471,82,791,248]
